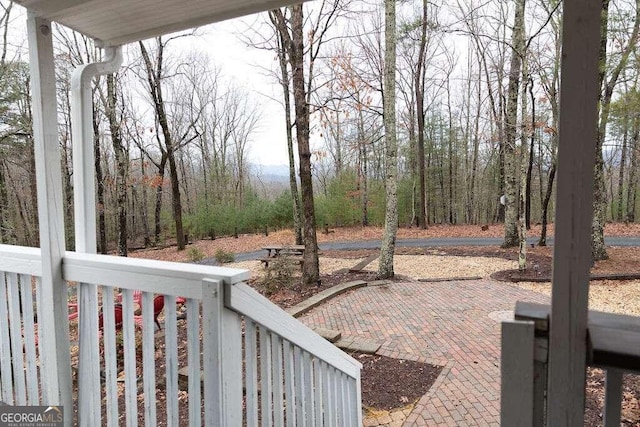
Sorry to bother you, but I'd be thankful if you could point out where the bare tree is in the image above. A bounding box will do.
[138,37,200,250]
[269,11,303,244]
[502,0,526,248]
[378,0,398,279]
[592,0,640,260]
[415,0,429,229]
[105,73,128,255]
[271,1,345,285]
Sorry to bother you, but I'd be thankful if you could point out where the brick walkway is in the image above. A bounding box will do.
[299,280,550,426]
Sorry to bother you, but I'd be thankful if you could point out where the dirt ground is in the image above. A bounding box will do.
[131,224,640,424]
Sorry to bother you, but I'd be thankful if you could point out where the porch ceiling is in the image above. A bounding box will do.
[14,0,301,46]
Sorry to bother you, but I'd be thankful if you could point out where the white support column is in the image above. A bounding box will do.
[202,279,223,426]
[26,13,72,425]
[202,279,243,426]
[548,0,602,425]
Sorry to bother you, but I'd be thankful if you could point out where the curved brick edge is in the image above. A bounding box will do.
[286,280,368,318]
[418,276,483,282]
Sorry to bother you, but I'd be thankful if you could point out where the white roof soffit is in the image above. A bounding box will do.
[14,0,303,46]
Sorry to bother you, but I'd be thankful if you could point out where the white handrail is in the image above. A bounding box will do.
[0,244,42,276]
[63,252,249,299]
[226,282,362,378]
[0,246,251,289]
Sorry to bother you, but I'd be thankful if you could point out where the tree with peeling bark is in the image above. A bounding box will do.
[104,73,128,256]
[414,0,429,229]
[502,0,526,248]
[592,0,640,261]
[378,0,397,280]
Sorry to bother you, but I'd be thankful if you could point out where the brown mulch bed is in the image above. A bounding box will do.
[248,269,410,310]
[351,351,443,411]
[247,271,378,309]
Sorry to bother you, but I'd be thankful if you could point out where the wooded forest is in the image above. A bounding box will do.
[1,0,638,269]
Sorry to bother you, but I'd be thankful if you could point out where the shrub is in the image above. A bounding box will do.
[187,246,205,263]
[269,191,294,229]
[315,172,361,227]
[259,254,297,295]
[215,249,235,264]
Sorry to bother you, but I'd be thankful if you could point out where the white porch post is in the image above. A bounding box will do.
[548,0,602,424]
[26,12,73,424]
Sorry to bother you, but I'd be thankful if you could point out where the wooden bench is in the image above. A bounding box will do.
[261,245,306,269]
[262,245,305,258]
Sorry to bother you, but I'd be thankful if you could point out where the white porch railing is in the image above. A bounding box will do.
[0,244,362,426]
[0,245,43,407]
[501,301,640,427]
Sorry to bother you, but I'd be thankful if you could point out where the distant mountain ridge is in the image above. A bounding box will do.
[250,164,292,186]
[251,163,290,177]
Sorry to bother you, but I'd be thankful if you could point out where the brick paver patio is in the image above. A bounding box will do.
[299,280,550,426]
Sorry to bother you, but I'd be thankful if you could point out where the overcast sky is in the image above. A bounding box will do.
[185,18,292,167]
[8,5,294,167]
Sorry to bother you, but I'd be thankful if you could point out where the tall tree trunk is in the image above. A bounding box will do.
[593,0,640,260]
[539,160,557,246]
[106,73,128,256]
[0,160,7,243]
[617,121,628,221]
[447,84,455,224]
[627,122,640,222]
[519,142,528,270]
[469,60,481,224]
[502,0,526,248]
[469,28,504,222]
[178,151,193,216]
[154,154,167,245]
[378,0,398,279]
[362,146,369,227]
[415,0,428,229]
[61,136,75,250]
[140,153,151,247]
[163,116,184,249]
[289,5,320,285]
[93,110,107,254]
[537,1,561,246]
[539,88,559,247]
[357,107,369,226]
[525,80,535,230]
[271,11,303,245]
[140,40,186,250]
[518,73,530,269]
